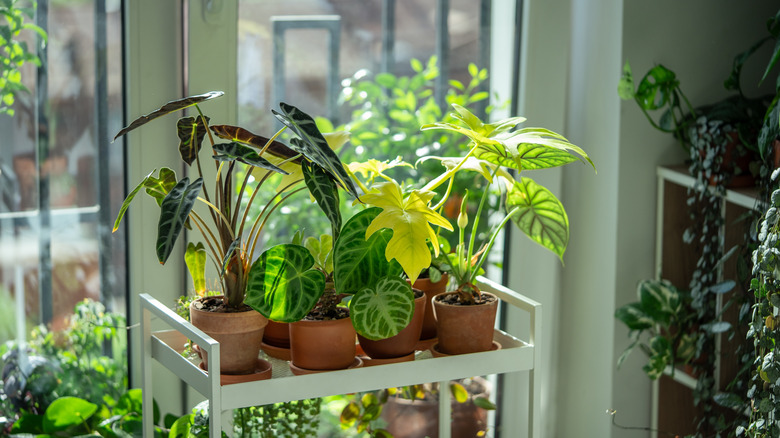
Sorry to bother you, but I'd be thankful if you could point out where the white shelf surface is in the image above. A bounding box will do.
[141,276,541,438]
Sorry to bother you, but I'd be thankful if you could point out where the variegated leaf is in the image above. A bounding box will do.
[156,177,203,264]
[176,116,209,166]
[212,141,288,174]
[245,244,326,322]
[614,302,653,331]
[484,127,594,171]
[303,161,342,241]
[349,276,414,340]
[506,177,569,260]
[210,124,300,163]
[113,91,223,141]
[272,103,360,199]
[334,207,402,295]
[638,279,682,324]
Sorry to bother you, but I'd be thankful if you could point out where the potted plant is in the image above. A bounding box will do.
[354,104,593,355]
[112,91,359,376]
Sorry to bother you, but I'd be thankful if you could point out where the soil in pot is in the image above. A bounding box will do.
[189,296,268,375]
[413,273,449,341]
[289,307,356,371]
[358,289,426,359]
[433,291,498,355]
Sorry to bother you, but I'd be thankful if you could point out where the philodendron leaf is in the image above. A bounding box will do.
[506,177,569,260]
[483,127,594,171]
[615,302,653,330]
[42,396,98,433]
[638,279,681,323]
[349,276,414,340]
[113,91,223,141]
[212,141,288,174]
[211,124,301,163]
[245,244,326,322]
[176,115,209,166]
[185,242,207,295]
[272,102,360,199]
[156,177,203,264]
[303,161,342,241]
[334,208,401,294]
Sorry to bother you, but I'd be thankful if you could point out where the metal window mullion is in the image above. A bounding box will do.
[475,0,492,118]
[36,0,52,326]
[381,0,395,73]
[509,0,524,116]
[435,0,450,112]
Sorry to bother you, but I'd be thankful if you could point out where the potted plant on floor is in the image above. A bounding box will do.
[112,91,359,376]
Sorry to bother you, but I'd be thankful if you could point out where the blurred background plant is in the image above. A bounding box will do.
[0,0,47,116]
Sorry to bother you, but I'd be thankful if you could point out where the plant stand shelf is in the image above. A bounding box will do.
[141,276,541,438]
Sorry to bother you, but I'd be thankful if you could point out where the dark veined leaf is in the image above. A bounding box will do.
[245,244,326,322]
[156,177,203,264]
[219,239,241,279]
[334,208,402,295]
[450,382,468,403]
[113,91,223,141]
[113,168,177,233]
[211,124,300,163]
[302,161,342,241]
[42,396,98,433]
[506,177,569,260]
[272,102,360,199]
[483,127,594,171]
[185,242,207,294]
[350,276,414,340]
[212,141,288,174]
[615,302,653,330]
[176,115,209,166]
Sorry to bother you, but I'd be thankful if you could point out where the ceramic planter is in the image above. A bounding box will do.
[433,291,498,355]
[358,289,426,360]
[289,315,356,371]
[189,297,268,375]
[413,273,449,340]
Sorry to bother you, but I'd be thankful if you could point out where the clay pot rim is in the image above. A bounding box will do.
[432,291,499,307]
[189,295,265,319]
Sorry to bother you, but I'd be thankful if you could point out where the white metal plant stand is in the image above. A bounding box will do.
[140,276,541,438]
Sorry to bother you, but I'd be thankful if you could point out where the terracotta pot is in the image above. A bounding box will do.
[189,297,268,375]
[381,377,490,438]
[289,315,356,370]
[263,320,290,348]
[413,274,449,340]
[433,292,498,355]
[358,289,426,359]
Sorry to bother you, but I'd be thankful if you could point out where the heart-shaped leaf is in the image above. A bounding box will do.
[506,177,569,260]
[245,244,326,322]
[113,167,179,233]
[113,91,223,141]
[211,124,301,163]
[156,177,203,264]
[42,396,98,433]
[349,276,413,340]
[212,141,288,174]
[176,115,209,165]
[185,242,207,295]
[334,207,402,295]
[303,161,342,241]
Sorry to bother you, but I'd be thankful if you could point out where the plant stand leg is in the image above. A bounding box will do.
[439,380,451,437]
[142,305,153,437]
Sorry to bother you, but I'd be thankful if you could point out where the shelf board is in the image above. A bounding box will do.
[657,165,760,210]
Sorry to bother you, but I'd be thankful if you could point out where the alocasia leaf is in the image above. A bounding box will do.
[349,276,414,340]
[212,141,288,174]
[185,242,207,295]
[210,124,301,163]
[505,177,569,260]
[113,167,177,232]
[303,161,342,241]
[176,115,209,166]
[156,177,203,264]
[113,91,223,141]
[361,181,452,283]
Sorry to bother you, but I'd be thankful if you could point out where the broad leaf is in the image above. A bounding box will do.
[304,235,334,273]
[638,279,681,324]
[615,303,653,330]
[349,276,414,340]
[144,167,178,206]
[212,141,288,174]
[450,382,469,403]
[419,156,515,192]
[156,177,203,264]
[360,182,452,284]
[211,124,300,162]
[484,127,594,171]
[176,115,209,166]
[272,102,360,199]
[334,207,401,295]
[113,91,223,141]
[505,177,569,260]
[635,65,678,111]
[245,244,326,322]
[303,161,342,241]
[42,396,98,433]
[168,414,194,438]
[185,242,207,295]
[113,169,155,232]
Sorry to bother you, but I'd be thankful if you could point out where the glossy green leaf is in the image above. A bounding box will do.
[473,396,497,410]
[506,177,569,260]
[144,167,178,206]
[485,127,594,171]
[168,414,194,438]
[211,124,301,162]
[185,242,207,294]
[272,102,360,199]
[156,177,203,264]
[113,169,156,232]
[9,412,43,433]
[303,161,342,241]
[333,207,402,295]
[212,141,288,174]
[304,234,333,273]
[245,244,326,322]
[450,382,468,403]
[638,279,681,323]
[350,276,414,340]
[42,396,98,433]
[113,91,223,141]
[219,239,241,279]
[176,116,209,166]
[615,302,653,330]
[635,65,678,111]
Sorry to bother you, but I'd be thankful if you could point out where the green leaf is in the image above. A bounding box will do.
[506,177,569,260]
[10,412,43,433]
[185,242,207,294]
[176,116,209,166]
[487,127,594,171]
[245,244,326,322]
[272,102,360,199]
[473,396,497,410]
[113,91,223,141]
[333,207,403,295]
[340,402,360,427]
[375,72,396,88]
[42,396,98,433]
[635,65,678,111]
[638,279,681,323]
[304,235,334,273]
[168,414,194,438]
[350,276,414,340]
[113,169,156,232]
[212,142,288,174]
[303,161,342,241]
[410,58,423,73]
[617,61,635,100]
[615,303,653,330]
[145,168,178,206]
[211,124,300,162]
[450,382,469,403]
[156,177,203,264]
